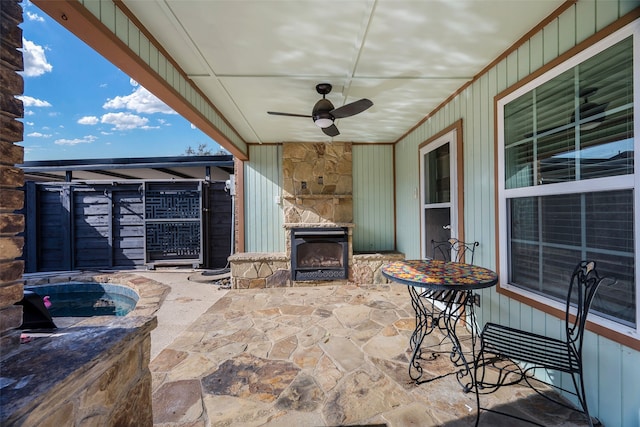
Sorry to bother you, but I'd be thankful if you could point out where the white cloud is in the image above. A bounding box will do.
[24,110,35,116]
[21,39,53,77]
[101,112,150,130]
[18,95,51,107]
[54,135,97,146]
[26,12,45,22]
[27,132,52,138]
[78,116,99,125]
[103,86,176,115]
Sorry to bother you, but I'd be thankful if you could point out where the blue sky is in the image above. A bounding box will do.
[19,2,225,161]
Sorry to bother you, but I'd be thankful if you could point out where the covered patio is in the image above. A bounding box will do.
[2,1,640,426]
[147,277,592,427]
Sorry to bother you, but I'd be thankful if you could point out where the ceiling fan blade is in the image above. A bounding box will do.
[267,111,312,118]
[331,98,373,119]
[322,124,340,137]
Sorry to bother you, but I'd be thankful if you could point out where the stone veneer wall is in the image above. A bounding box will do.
[351,252,406,285]
[2,316,157,426]
[229,251,405,288]
[282,142,353,224]
[229,252,291,289]
[0,0,26,355]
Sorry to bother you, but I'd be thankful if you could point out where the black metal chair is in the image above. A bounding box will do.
[474,260,615,427]
[425,238,480,308]
[417,238,480,352]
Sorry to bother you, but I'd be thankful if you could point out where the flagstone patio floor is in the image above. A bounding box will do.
[147,277,592,427]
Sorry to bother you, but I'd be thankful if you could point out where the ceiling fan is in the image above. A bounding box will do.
[524,87,609,138]
[267,83,373,137]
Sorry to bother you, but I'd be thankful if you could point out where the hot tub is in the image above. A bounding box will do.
[25,282,139,317]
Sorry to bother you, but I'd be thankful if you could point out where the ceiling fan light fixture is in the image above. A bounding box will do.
[267,83,372,136]
[313,113,334,129]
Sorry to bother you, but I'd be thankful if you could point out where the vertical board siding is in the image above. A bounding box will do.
[621,345,640,425]
[394,2,639,425]
[597,338,623,425]
[394,136,422,259]
[353,145,395,252]
[245,145,283,252]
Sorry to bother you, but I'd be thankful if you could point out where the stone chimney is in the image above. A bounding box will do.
[0,0,26,355]
[282,142,353,225]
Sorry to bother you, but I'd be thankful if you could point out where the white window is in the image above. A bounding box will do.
[497,22,639,339]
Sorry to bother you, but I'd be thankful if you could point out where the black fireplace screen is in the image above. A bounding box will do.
[291,228,348,281]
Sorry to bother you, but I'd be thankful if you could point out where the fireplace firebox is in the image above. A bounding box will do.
[291,227,348,281]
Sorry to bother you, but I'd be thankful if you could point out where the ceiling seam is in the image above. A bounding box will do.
[342,0,379,102]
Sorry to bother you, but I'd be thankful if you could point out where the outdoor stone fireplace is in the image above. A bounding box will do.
[230,142,355,288]
[283,142,354,283]
[229,141,403,288]
[290,227,349,281]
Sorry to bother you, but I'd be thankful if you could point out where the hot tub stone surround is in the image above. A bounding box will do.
[1,272,169,426]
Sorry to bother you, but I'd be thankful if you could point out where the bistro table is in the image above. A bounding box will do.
[381,259,498,391]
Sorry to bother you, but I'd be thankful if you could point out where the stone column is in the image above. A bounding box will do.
[0,0,26,354]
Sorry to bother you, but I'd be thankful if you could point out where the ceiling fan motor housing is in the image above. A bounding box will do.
[312,98,335,128]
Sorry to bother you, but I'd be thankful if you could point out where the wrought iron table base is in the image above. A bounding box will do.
[407,285,478,392]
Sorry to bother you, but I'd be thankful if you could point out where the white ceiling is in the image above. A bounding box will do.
[122,0,565,145]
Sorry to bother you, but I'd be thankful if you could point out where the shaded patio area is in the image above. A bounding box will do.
[149,281,592,426]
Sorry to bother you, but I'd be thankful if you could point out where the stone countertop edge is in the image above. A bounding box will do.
[0,315,157,425]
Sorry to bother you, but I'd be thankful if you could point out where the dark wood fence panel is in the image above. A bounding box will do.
[23,180,231,272]
[113,186,144,267]
[73,188,112,268]
[35,185,70,271]
[207,181,233,268]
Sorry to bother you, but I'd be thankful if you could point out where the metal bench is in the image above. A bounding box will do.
[474,260,615,427]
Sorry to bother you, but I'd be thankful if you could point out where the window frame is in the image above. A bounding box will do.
[496,21,640,344]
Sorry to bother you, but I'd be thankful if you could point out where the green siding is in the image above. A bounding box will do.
[244,145,283,252]
[394,2,639,426]
[394,138,421,259]
[352,145,395,252]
